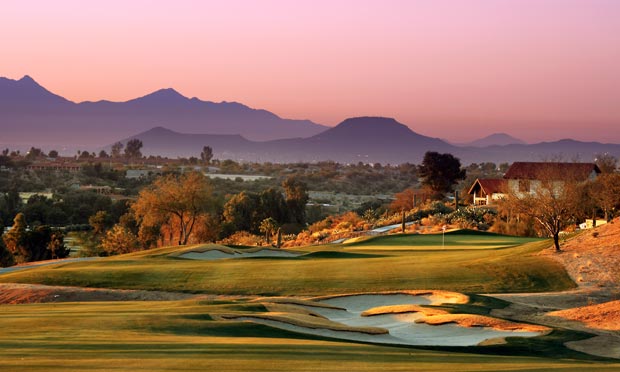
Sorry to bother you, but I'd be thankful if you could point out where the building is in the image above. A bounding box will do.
[468,162,601,206]
[26,162,82,172]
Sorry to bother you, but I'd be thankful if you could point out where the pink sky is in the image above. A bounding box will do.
[2,0,619,142]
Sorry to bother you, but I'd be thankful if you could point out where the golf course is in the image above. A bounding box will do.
[1,230,619,371]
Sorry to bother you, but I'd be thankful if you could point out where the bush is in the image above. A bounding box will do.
[220,231,263,246]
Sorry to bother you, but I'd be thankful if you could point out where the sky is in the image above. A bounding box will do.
[1,0,619,143]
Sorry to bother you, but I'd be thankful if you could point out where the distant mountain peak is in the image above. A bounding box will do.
[312,116,449,149]
[333,117,411,133]
[19,75,36,83]
[0,74,70,104]
[130,87,189,103]
[144,126,180,135]
[464,132,526,147]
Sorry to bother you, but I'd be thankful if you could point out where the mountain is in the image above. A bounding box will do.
[0,75,327,146]
[463,133,526,147]
[116,118,620,165]
[116,117,458,163]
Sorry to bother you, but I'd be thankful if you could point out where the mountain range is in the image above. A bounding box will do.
[2,75,620,165]
[118,118,620,165]
[0,75,327,145]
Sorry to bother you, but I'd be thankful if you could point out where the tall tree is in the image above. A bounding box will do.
[258,188,288,224]
[201,146,213,165]
[259,217,278,244]
[282,176,309,225]
[418,152,466,198]
[124,139,143,159]
[223,192,259,233]
[132,172,214,245]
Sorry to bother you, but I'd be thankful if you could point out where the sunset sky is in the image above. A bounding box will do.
[2,0,619,143]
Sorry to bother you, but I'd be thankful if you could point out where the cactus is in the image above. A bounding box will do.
[276,228,282,248]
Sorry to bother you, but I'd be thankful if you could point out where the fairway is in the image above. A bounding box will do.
[1,230,616,371]
[0,239,573,294]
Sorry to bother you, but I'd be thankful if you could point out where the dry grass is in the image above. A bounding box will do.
[548,300,620,331]
[542,218,620,289]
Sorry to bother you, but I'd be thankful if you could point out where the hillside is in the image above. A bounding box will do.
[542,219,620,289]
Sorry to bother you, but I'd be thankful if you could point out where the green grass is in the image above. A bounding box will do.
[1,299,619,371]
[343,230,542,251]
[0,239,573,295]
[0,230,604,371]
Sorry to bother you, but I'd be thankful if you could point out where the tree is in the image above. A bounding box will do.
[282,176,309,225]
[25,147,45,160]
[500,174,587,252]
[259,217,278,244]
[124,139,143,159]
[0,237,14,267]
[98,150,109,158]
[390,188,416,212]
[132,172,214,245]
[111,142,124,158]
[101,225,140,255]
[89,211,113,237]
[591,173,620,221]
[418,152,466,199]
[201,146,213,165]
[48,150,59,158]
[223,191,259,233]
[594,153,617,173]
[47,231,69,259]
[192,214,221,244]
[258,188,288,224]
[2,213,28,263]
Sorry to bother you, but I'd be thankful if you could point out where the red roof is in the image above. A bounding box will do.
[503,162,600,181]
[468,178,507,196]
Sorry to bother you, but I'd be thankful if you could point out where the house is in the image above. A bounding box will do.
[468,179,507,206]
[468,162,601,206]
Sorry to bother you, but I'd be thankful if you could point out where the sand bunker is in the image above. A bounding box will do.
[178,247,301,260]
[225,292,547,347]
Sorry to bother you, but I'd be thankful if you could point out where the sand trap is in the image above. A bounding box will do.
[178,247,301,260]
[226,292,546,347]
